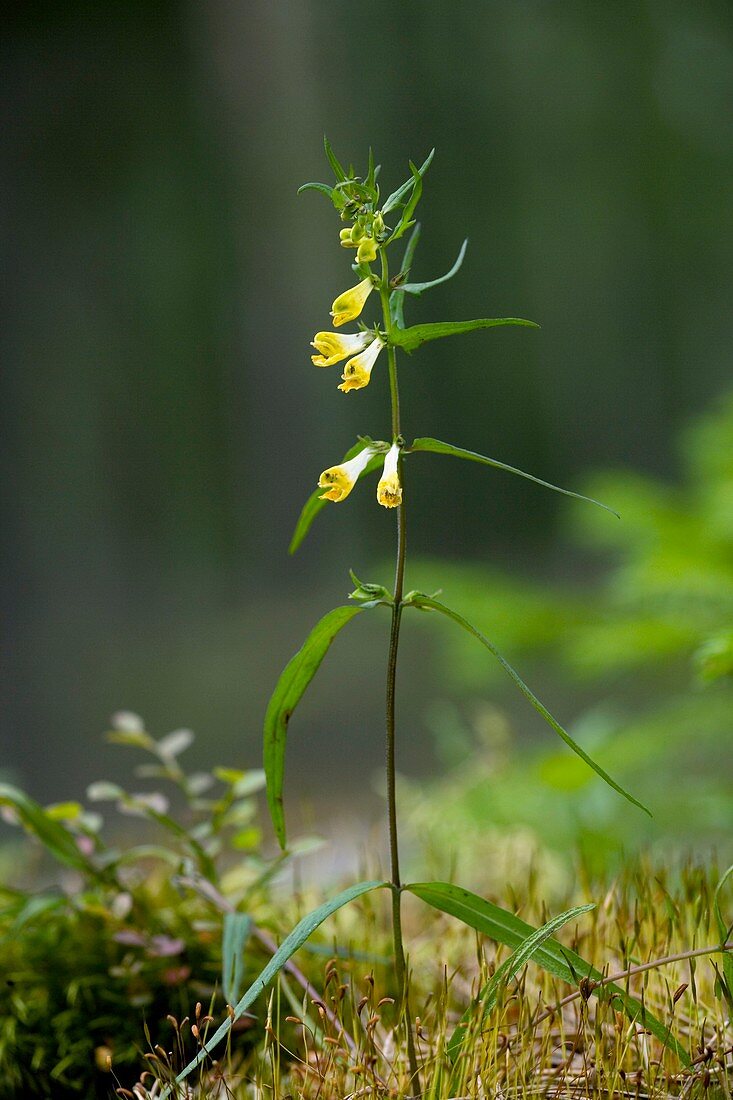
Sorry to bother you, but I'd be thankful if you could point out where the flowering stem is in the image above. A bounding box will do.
[379,249,420,1095]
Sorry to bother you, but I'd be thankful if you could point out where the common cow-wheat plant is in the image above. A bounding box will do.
[168,142,679,1098]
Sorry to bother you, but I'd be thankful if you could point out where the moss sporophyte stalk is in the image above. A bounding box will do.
[167,141,671,1098]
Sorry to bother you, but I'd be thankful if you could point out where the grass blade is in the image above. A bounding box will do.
[165,881,384,1095]
[446,902,594,1060]
[407,881,690,1066]
[714,864,733,1009]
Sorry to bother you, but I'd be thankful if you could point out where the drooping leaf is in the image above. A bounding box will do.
[165,881,384,1095]
[390,222,422,330]
[400,239,468,296]
[382,149,435,213]
[391,316,539,353]
[0,783,99,875]
[296,181,334,200]
[407,881,690,1066]
[406,597,650,815]
[409,437,619,517]
[289,441,383,555]
[222,912,252,1006]
[446,903,594,1060]
[264,607,365,847]
[713,864,733,1010]
[323,135,346,182]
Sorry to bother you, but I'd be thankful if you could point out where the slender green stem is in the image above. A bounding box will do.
[379,248,421,1095]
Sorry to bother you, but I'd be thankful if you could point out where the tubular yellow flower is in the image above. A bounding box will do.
[356,236,379,264]
[377,442,402,509]
[330,277,374,327]
[317,446,375,503]
[310,330,370,367]
[338,336,384,393]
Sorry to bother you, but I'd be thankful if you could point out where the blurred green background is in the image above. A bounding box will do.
[2,1,732,864]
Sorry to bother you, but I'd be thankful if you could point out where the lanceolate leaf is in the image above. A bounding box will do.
[390,222,422,330]
[296,181,334,200]
[382,149,435,214]
[409,437,619,517]
[407,597,650,815]
[446,903,594,1061]
[407,882,691,1066]
[366,146,377,192]
[264,607,364,848]
[391,316,539,353]
[323,135,346,182]
[166,881,384,1095]
[289,442,383,555]
[0,783,99,876]
[400,239,468,296]
[389,161,422,243]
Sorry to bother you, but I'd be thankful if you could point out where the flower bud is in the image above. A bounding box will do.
[330,277,374,327]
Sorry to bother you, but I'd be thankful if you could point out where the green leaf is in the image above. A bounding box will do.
[409,437,619,517]
[289,442,383,555]
[296,181,334,200]
[222,912,251,1006]
[400,239,468,296]
[165,881,384,1095]
[382,149,435,214]
[0,783,98,875]
[264,606,364,848]
[323,135,346,182]
[407,882,690,1066]
[388,161,422,243]
[713,864,733,1010]
[406,597,650,815]
[392,317,539,353]
[447,902,594,1060]
[365,146,376,192]
[390,223,422,330]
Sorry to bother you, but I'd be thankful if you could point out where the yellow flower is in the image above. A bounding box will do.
[356,236,378,263]
[377,442,402,508]
[338,337,384,393]
[318,446,376,502]
[310,330,370,367]
[330,277,374,327]
[340,225,378,263]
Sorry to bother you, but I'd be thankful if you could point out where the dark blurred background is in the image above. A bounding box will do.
[2,1,732,856]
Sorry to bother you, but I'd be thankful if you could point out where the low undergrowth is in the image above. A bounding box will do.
[1,720,730,1099]
[125,860,732,1100]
